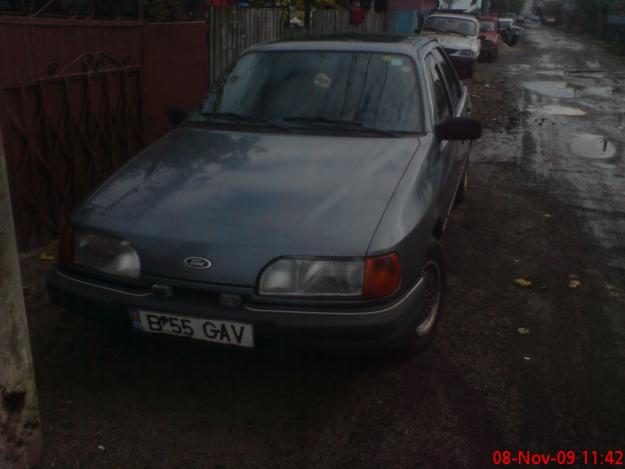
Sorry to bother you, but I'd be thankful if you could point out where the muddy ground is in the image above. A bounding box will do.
[20,24,625,468]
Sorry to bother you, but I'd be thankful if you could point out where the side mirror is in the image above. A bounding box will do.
[435,117,482,141]
[167,107,189,127]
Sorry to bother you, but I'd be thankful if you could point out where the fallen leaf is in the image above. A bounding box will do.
[544,213,552,219]
[569,274,579,279]
[98,445,105,451]
[518,327,530,335]
[523,356,531,360]
[40,253,54,261]
[514,278,532,288]
[569,279,581,288]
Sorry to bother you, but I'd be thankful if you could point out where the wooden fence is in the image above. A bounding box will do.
[311,10,387,34]
[208,8,286,82]
[208,8,389,81]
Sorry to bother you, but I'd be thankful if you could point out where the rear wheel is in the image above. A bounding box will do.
[398,239,447,354]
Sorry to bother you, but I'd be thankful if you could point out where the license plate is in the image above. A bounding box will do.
[130,310,254,348]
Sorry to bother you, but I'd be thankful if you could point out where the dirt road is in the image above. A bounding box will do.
[22,24,625,468]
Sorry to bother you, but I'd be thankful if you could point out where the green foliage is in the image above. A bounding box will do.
[146,0,182,20]
[570,0,625,16]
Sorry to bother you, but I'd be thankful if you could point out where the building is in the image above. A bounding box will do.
[438,0,482,13]
[387,0,439,33]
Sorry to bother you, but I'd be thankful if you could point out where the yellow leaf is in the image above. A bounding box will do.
[544,213,552,219]
[569,279,581,289]
[40,253,54,261]
[514,278,532,288]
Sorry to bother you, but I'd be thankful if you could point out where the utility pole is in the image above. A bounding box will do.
[0,130,42,468]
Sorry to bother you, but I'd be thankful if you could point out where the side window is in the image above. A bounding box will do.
[432,48,462,111]
[425,54,451,123]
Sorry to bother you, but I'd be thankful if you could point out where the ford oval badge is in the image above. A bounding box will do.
[184,257,213,270]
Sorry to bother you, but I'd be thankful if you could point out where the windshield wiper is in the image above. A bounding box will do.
[200,111,288,130]
[282,116,399,137]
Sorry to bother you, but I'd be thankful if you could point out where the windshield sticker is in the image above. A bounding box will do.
[391,58,403,66]
[313,73,332,89]
[401,65,411,73]
[382,55,392,62]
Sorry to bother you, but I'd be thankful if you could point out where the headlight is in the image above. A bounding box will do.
[72,231,141,279]
[457,49,475,57]
[259,258,364,297]
[258,253,400,299]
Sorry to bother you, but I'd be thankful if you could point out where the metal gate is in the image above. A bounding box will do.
[3,52,143,249]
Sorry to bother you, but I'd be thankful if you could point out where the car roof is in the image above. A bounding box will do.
[250,33,435,55]
[427,12,479,22]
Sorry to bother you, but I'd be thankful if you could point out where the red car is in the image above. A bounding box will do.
[477,16,501,62]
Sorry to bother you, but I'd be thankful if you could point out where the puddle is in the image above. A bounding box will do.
[536,70,566,77]
[594,162,617,170]
[524,81,576,98]
[579,86,613,98]
[508,64,531,73]
[538,104,586,116]
[523,81,615,98]
[568,133,616,160]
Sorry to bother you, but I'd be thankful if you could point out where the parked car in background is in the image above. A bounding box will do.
[542,15,558,25]
[47,34,482,354]
[477,16,500,62]
[421,13,481,78]
[498,18,519,46]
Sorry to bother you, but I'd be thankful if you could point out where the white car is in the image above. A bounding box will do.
[421,13,481,78]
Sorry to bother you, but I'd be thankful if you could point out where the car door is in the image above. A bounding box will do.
[423,51,459,219]
[432,47,471,190]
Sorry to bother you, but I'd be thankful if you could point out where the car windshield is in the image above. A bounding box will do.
[479,20,496,32]
[423,17,477,36]
[190,50,423,133]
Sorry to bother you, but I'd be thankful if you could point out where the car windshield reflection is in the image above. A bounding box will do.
[189,51,423,133]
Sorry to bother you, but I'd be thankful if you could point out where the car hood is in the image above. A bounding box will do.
[422,32,477,50]
[75,126,419,286]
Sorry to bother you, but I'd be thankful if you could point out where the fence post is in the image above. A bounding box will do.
[0,130,42,468]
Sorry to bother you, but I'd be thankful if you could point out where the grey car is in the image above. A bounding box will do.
[48,34,481,353]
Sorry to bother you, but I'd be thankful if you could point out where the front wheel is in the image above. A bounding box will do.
[398,239,447,354]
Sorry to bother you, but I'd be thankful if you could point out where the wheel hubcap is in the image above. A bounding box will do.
[415,261,442,337]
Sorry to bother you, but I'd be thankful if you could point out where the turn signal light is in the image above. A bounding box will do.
[363,253,401,299]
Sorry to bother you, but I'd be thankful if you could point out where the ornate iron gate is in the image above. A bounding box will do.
[3,52,143,249]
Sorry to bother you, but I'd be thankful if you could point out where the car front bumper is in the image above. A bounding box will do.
[479,41,497,58]
[47,266,427,351]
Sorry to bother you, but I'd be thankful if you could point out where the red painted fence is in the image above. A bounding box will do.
[0,16,209,249]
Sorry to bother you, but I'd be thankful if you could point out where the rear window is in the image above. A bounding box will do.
[424,17,477,36]
[479,20,496,32]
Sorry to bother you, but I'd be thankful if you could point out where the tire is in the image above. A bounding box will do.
[454,164,468,206]
[397,239,447,354]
